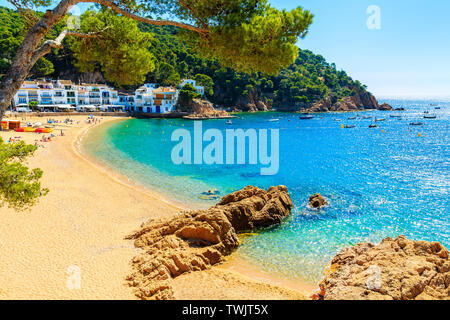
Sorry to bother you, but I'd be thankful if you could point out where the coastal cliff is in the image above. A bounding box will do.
[231,86,392,113]
[315,235,449,300]
[125,185,293,300]
[279,86,391,113]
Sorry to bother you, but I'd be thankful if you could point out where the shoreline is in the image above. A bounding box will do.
[72,118,190,212]
[77,118,315,298]
[0,114,312,299]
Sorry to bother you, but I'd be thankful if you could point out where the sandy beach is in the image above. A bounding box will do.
[0,114,310,300]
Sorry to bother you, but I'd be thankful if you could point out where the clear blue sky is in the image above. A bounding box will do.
[1,0,449,98]
[271,0,450,99]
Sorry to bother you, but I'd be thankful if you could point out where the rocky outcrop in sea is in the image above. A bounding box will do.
[315,235,449,300]
[125,185,293,300]
[308,193,328,208]
[178,98,231,119]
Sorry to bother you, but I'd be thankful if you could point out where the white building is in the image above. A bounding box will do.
[180,79,205,96]
[125,84,179,114]
[12,78,199,114]
[12,79,125,112]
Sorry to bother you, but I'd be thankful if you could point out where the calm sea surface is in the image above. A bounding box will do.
[82,99,450,284]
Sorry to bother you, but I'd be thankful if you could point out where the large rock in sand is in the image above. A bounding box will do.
[126,185,292,299]
[316,235,449,300]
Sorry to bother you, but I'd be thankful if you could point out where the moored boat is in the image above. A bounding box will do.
[299,115,314,120]
[369,124,377,128]
[344,125,355,128]
[423,114,437,119]
[409,122,423,126]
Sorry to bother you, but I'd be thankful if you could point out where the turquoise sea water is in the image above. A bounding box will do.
[82,100,450,284]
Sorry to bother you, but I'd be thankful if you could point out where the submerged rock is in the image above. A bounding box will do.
[308,193,328,208]
[126,185,292,299]
[315,235,450,300]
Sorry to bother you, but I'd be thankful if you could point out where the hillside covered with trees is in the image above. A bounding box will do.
[0,6,379,112]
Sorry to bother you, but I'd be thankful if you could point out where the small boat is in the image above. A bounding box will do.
[409,122,423,126]
[333,118,342,122]
[435,107,441,110]
[390,115,402,118]
[348,116,357,120]
[268,118,279,122]
[424,111,429,114]
[369,124,377,128]
[424,115,437,119]
[375,118,386,122]
[226,120,232,125]
[344,125,355,128]
[361,116,372,119]
[299,115,314,120]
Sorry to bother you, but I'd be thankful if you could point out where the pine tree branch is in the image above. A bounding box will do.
[78,0,209,34]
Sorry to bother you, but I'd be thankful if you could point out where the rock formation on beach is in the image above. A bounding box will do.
[126,185,293,300]
[315,235,450,300]
[308,193,328,208]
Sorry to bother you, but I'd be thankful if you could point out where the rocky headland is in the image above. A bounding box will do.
[125,185,293,300]
[302,89,392,113]
[230,88,392,113]
[315,235,449,300]
[178,98,233,119]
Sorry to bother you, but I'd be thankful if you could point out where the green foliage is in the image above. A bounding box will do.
[0,7,58,78]
[157,62,180,86]
[193,74,213,98]
[68,9,156,86]
[182,5,313,74]
[0,137,48,211]
[28,100,38,108]
[31,56,54,76]
[0,4,369,109]
[179,83,201,104]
